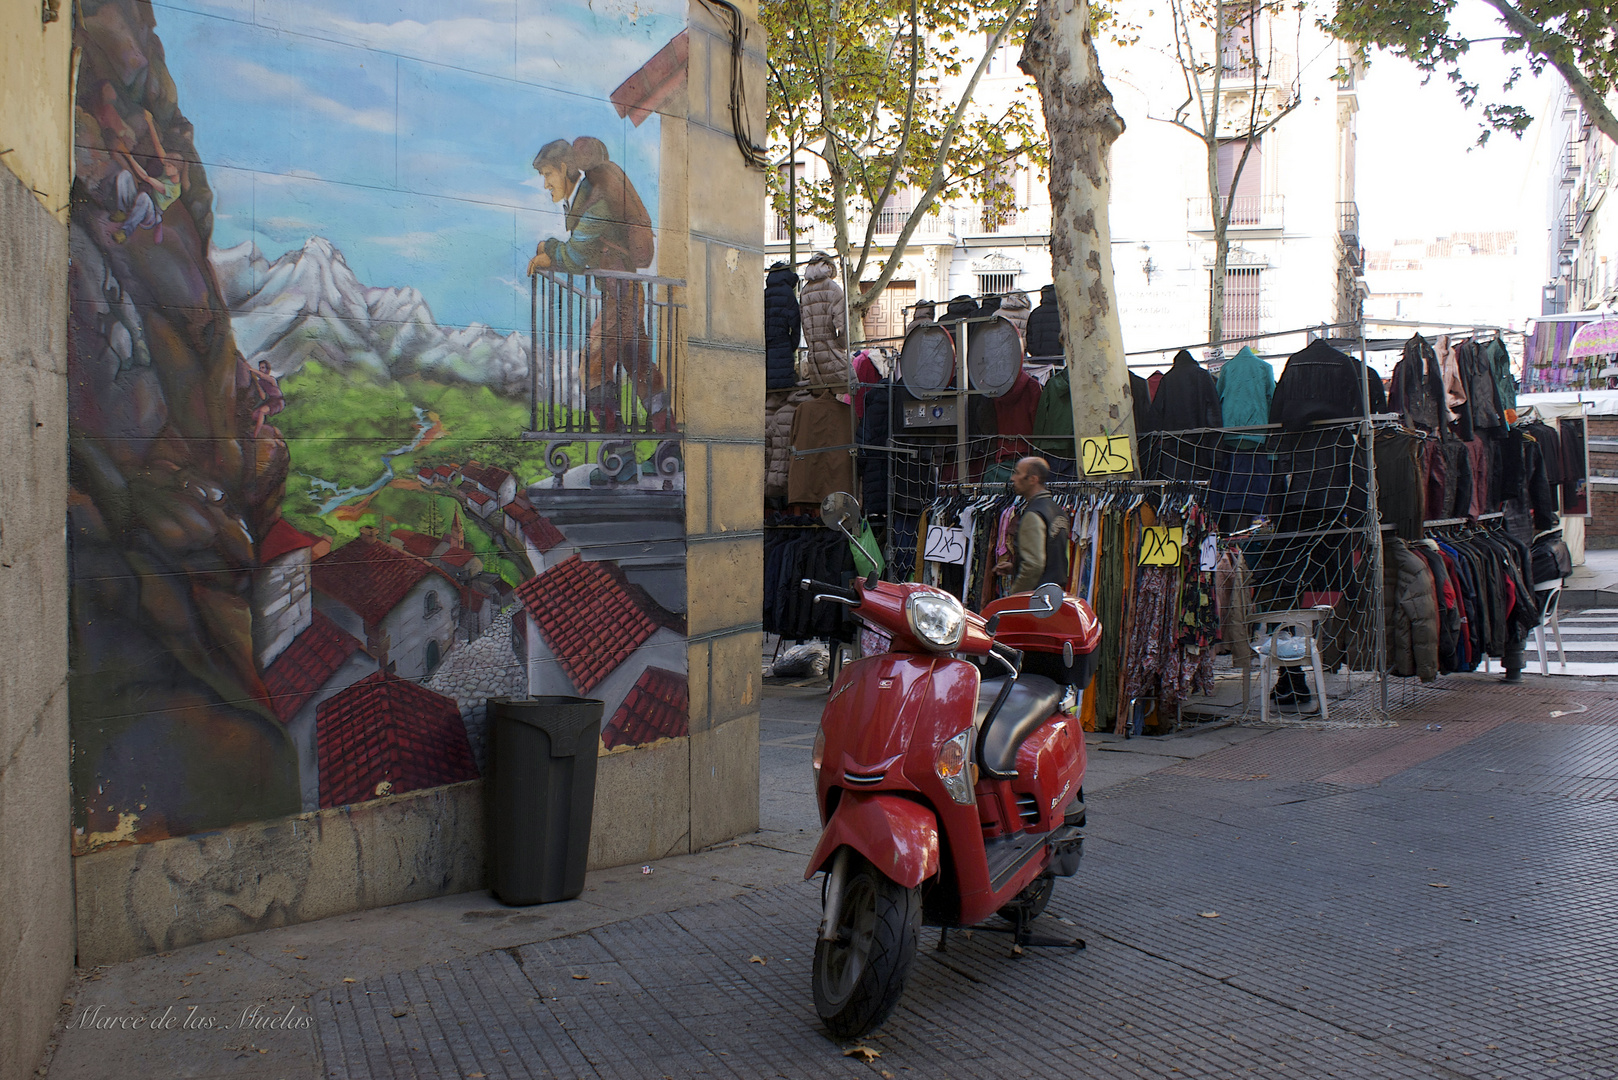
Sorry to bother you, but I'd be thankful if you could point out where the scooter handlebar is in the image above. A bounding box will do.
[799,578,861,606]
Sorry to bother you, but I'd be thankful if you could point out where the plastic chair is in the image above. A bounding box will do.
[1533,580,1567,675]
[1241,607,1333,723]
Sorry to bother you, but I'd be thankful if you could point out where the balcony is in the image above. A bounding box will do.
[1556,204,1578,255]
[1187,194,1284,232]
[1562,140,1581,187]
[1337,200,1359,246]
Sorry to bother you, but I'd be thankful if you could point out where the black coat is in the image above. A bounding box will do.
[1147,350,1222,482]
[1025,284,1062,360]
[857,380,893,515]
[1271,339,1380,432]
[764,264,801,389]
[943,295,981,325]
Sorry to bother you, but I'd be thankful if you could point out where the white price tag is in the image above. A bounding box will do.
[923,525,969,565]
[1200,535,1219,572]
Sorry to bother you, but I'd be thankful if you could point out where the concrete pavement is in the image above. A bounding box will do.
[38,674,1617,1079]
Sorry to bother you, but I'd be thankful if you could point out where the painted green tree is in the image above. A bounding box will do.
[1328,0,1618,144]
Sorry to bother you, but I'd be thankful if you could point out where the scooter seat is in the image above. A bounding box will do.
[974,674,1063,778]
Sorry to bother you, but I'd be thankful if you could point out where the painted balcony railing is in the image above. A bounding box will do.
[523,268,684,481]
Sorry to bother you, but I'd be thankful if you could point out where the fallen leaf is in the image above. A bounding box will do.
[469,1073,486,1078]
[391,1007,408,1018]
[571,974,589,980]
[844,1046,881,1061]
[295,955,307,960]
[342,978,356,984]
[1198,911,1220,919]
[748,955,768,965]
[595,981,611,986]
[882,1072,895,1078]
[1428,883,1450,889]
[217,950,226,956]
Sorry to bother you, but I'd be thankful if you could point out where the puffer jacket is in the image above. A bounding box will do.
[943,295,981,326]
[1386,538,1439,681]
[857,379,892,514]
[998,290,1032,343]
[764,388,812,498]
[1025,284,1062,360]
[764,263,801,390]
[799,255,849,388]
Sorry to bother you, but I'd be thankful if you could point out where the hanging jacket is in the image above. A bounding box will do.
[1025,284,1062,360]
[1215,345,1274,447]
[765,388,812,498]
[943,294,981,327]
[1485,337,1517,415]
[764,263,801,390]
[858,380,893,515]
[1386,538,1439,681]
[1389,334,1444,431]
[907,300,936,331]
[1436,335,1468,422]
[1031,366,1074,455]
[994,369,1043,437]
[1148,349,1222,482]
[851,350,881,420]
[1271,339,1371,431]
[979,295,1002,318]
[786,391,854,506]
[998,290,1032,343]
[1130,372,1155,434]
[1457,339,1503,430]
[798,255,849,388]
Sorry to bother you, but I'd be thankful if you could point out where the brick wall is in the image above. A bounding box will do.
[1586,418,1617,547]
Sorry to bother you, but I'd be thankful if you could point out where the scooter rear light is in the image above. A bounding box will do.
[936,728,975,805]
[812,726,825,774]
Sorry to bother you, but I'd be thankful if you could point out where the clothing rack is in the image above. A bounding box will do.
[1423,511,1505,529]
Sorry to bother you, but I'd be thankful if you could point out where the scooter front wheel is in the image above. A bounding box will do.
[812,856,920,1039]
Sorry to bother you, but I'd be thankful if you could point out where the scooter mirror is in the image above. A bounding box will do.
[1030,582,1064,618]
[819,492,860,534]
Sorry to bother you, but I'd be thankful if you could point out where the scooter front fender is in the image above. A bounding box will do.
[805,792,940,889]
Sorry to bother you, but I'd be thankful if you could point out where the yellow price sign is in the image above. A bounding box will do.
[1139,526,1184,566]
[1081,434,1134,476]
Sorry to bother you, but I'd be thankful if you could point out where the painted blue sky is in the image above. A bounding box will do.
[154,0,683,332]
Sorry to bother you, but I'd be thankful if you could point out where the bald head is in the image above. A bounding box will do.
[1012,456,1050,497]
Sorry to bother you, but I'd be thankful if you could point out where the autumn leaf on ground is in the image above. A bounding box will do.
[748,955,768,964]
[342,978,356,984]
[571,974,589,980]
[1428,883,1450,888]
[1198,911,1219,918]
[844,1046,881,1061]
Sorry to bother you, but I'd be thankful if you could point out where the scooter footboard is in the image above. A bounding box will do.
[805,793,940,889]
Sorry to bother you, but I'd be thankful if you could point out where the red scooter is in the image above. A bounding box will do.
[804,494,1101,1038]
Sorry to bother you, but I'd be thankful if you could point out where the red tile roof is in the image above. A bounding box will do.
[391,529,440,559]
[465,490,492,508]
[514,554,658,693]
[505,501,566,553]
[259,518,321,564]
[315,671,478,809]
[601,667,689,749]
[433,465,455,478]
[262,612,366,723]
[312,536,455,627]
[460,462,512,492]
[611,30,689,127]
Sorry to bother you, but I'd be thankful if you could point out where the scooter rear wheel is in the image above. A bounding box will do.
[812,856,920,1039]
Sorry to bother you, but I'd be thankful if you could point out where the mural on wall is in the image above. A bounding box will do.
[68,0,691,853]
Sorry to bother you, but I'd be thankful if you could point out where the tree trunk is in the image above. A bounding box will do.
[1209,216,1228,347]
[1020,0,1135,457]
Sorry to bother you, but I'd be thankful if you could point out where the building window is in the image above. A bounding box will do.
[1219,1,1261,76]
[423,589,441,618]
[1216,138,1263,225]
[978,272,1017,297]
[875,191,912,235]
[985,36,1017,75]
[1222,267,1262,341]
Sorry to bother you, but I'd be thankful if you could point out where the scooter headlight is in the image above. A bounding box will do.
[906,591,965,651]
[936,727,975,805]
[812,726,825,775]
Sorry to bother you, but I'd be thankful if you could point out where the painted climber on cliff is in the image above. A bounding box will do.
[526,137,668,451]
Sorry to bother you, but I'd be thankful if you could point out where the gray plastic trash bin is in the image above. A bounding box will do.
[487,696,603,905]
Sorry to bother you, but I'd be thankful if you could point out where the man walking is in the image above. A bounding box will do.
[527,138,668,437]
[999,456,1070,593]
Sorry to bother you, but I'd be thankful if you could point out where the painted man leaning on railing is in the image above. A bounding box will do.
[527,137,670,437]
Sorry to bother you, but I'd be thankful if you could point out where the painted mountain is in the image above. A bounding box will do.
[212,237,534,395]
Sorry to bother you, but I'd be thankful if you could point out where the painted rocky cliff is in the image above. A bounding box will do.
[69,0,299,851]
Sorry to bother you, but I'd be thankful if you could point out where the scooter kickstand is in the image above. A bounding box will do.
[936,927,949,953]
